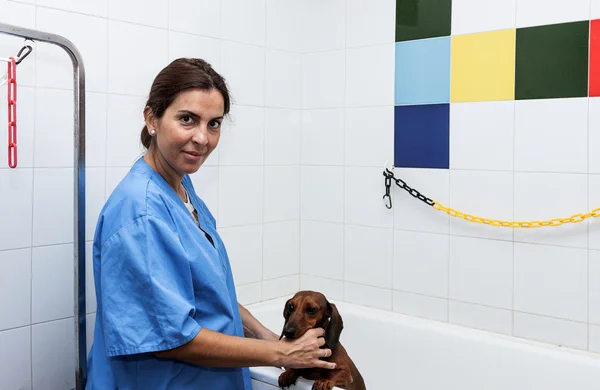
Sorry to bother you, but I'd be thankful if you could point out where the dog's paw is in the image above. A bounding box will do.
[311,379,335,390]
[278,369,298,389]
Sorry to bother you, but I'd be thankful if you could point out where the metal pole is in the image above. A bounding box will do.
[0,22,87,390]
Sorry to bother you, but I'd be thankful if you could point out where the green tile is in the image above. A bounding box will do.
[396,0,452,42]
[515,21,589,100]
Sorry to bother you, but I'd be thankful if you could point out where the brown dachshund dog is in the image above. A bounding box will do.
[277,291,366,390]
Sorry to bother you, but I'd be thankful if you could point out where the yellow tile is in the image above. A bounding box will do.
[451,29,516,102]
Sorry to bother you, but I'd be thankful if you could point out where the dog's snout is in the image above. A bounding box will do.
[283,326,296,339]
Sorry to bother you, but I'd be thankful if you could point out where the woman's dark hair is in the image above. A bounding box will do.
[141,58,231,149]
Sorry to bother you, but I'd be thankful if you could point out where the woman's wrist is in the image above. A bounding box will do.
[270,339,289,367]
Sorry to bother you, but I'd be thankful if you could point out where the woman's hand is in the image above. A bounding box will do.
[277,328,337,370]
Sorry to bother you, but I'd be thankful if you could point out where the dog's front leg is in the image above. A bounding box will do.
[278,368,299,389]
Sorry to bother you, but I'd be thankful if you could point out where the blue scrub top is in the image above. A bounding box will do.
[86,157,252,390]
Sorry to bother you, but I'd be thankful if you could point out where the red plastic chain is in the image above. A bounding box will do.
[7,57,16,168]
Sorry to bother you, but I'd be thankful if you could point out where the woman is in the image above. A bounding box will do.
[86,58,336,389]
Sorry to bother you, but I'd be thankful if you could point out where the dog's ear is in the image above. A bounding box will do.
[325,301,343,350]
[280,299,292,340]
[283,299,292,319]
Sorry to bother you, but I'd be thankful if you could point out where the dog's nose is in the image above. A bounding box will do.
[283,326,296,339]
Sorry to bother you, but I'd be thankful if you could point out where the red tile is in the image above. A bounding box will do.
[590,19,600,96]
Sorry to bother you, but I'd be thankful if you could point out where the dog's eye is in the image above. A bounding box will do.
[287,303,294,312]
[306,307,318,315]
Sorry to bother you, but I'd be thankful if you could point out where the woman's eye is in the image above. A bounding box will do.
[180,115,194,124]
[209,120,221,129]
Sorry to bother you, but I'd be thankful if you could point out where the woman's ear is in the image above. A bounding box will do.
[144,106,157,132]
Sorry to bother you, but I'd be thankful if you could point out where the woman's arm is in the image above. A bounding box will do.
[155,327,337,370]
[238,303,280,341]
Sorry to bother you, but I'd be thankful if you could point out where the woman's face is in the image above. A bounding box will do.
[147,88,224,177]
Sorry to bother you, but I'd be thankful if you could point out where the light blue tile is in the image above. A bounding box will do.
[395,37,451,105]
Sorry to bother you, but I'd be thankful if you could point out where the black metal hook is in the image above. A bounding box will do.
[16,44,33,65]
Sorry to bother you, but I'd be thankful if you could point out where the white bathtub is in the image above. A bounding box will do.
[247,297,600,390]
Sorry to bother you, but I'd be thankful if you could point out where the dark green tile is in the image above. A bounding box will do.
[515,21,589,100]
[396,0,452,42]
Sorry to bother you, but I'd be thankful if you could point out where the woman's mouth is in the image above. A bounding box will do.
[183,151,203,160]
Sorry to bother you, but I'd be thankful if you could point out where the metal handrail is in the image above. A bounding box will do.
[0,22,87,390]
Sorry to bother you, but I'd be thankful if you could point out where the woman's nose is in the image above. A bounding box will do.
[192,126,209,145]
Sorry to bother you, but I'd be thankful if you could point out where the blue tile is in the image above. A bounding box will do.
[394,104,449,169]
[395,37,451,105]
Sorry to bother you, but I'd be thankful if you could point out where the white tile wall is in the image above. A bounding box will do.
[516,0,591,28]
[32,318,75,389]
[264,166,300,222]
[219,225,263,285]
[32,168,74,246]
[301,166,344,223]
[394,230,449,298]
[344,225,393,288]
[221,41,265,106]
[514,98,588,174]
[345,44,395,107]
[263,221,300,279]
[262,274,299,301]
[589,250,600,325]
[108,0,168,29]
[221,0,265,46]
[449,101,514,171]
[345,106,394,167]
[36,7,108,92]
[346,0,395,48]
[513,312,588,350]
[264,108,301,165]
[169,0,221,38]
[265,49,302,109]
[514,243,588,322]
[452,0,517,35]
[449,236,513,309]
[32,244,74,323]
[0,168,33,251]
[300,274,344,301]
[0,326,31,390]
[0,248,31,330]
[589,99,600,174]
[218,166,263,227]
[393,291,448,322]
[299,0,346,53]
[344,282,393,311]
[107,21,168,96]
[301,109,345,166]
[219,105,264,166]
[265,0,302,51]
[302,50,346,109]
[449,301,513,335]
[301,221,344,280]
[34,88,73,167]
[35,0,107,17]
[168,32,221,68]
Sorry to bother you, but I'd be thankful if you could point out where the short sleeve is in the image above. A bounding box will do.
[99,215,201,357]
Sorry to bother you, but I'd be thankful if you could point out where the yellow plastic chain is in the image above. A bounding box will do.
[383,168,600,228]
[432,202,600,229]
